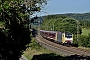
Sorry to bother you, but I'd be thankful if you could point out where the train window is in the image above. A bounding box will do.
[65,35,72,38]
[45,32,47,35]
[45,32,48,36]
[52,34,55,37]
[49,33,51,36]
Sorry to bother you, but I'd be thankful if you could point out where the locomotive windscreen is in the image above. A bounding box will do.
[65,32,72,38]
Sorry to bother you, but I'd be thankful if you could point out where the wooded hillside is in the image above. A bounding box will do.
[43,12,90,21]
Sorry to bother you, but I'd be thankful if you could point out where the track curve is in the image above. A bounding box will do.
[35,34,90,56]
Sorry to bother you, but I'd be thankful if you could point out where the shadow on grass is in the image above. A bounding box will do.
[31,53,90,60]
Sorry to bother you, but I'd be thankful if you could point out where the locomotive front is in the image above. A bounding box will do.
[63,32,73,45]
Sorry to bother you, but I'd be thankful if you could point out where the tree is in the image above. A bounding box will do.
[41,17,82,34]
[0,0,48,60]
[60,18,82,34]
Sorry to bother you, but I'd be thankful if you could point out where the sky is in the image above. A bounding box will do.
[37,0,90,16]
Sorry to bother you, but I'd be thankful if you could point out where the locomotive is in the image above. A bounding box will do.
[40,30,73,46]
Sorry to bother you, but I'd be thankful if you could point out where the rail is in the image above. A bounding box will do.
[35,34,90,56]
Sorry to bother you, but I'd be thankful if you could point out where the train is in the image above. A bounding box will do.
[40,30,74,46]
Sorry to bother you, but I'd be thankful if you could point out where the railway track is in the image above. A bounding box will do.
[36,35,76,56]
[70,47,90,56]
[35,34,90,57]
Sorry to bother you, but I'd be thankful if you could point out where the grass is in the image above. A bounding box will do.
[23,38,58,60]
[23,38,70,60]
[82,29,90,35]
[23,38,85,60]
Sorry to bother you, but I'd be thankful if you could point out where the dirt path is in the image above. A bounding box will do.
[19,55,28,60]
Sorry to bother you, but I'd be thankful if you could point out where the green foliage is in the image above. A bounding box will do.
[42,13,90,29]
[41,17,82,34]
[0,1,31,60]
[78,35,88,47]
[48,13,90,21]
[75,34,90,48]
[79,20,90,28]
[29,38,41,51]
[0,0,48,60]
